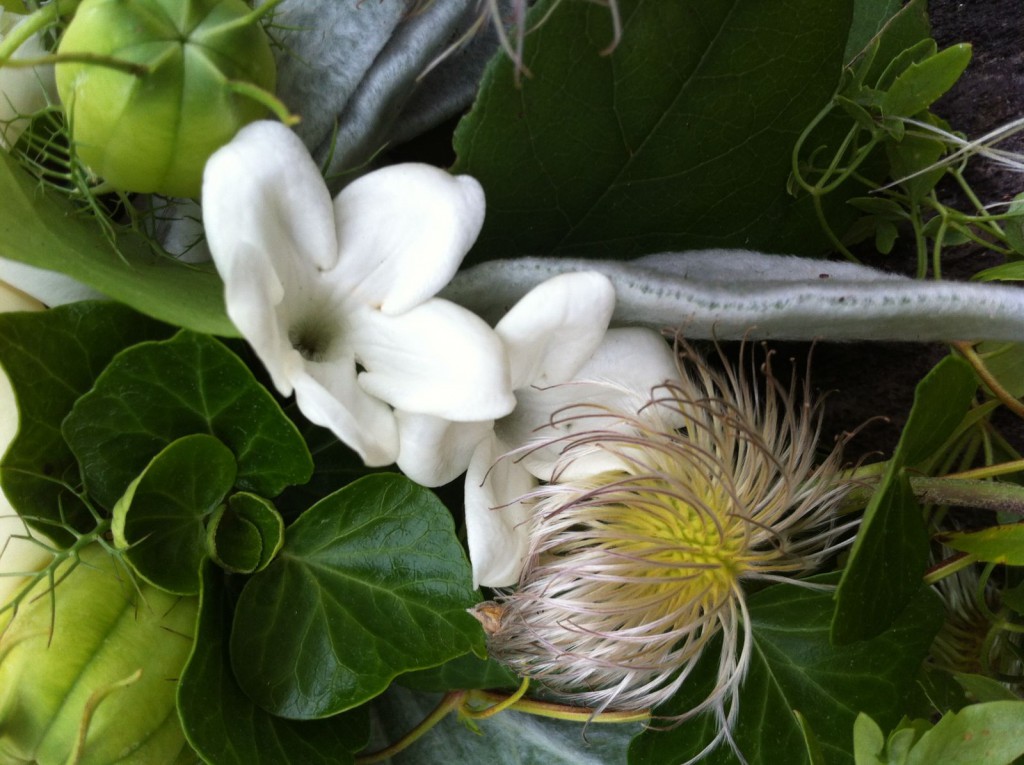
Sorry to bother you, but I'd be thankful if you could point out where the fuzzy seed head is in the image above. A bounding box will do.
[478,342,856,758]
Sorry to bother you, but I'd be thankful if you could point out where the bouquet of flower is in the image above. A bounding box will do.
[2,1,1024,763]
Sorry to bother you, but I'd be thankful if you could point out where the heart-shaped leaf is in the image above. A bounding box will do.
[63,330,312,510]
[0,302,171,540]
[177,562,370,765]
[112,434,237,594]
[230,473,484,718]
[454,0,853,262]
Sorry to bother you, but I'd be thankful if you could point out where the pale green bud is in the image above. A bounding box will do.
[55,0,279,197]
[0,543,199,765]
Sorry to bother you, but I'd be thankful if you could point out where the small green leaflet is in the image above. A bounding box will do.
[112,434,237,595]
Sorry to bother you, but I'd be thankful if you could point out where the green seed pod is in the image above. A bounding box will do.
[55,0,279,197]
[0,543,199,765]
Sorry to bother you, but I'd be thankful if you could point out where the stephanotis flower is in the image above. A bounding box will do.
[396,271,682,587]
[474,342,856,762]
[202,121,515,466]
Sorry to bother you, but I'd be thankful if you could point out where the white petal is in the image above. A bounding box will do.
[496,272,615,389]
[332,164,484,314]
[395,412,492,487]
[351,299,515,421]
[464,435,536,588]
[0,259,104,306]
[291,363,399,467]
[498,327,680,481]
[202,121,339,395]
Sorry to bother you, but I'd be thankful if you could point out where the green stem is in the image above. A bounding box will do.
[843,469,1024,516]
[462,676,530,720]
[923,552,977,586]
[226,80,299,125]
[910,476,1024,515]
[354,691,466,765]
[2,52,149,77]
[467,690,652,724]
[0,0,80,66]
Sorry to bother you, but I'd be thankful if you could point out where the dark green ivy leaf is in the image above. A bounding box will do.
[178,562,370,765]
[0,301,171,540]
[230,474,485,719]
[62,330,312,510]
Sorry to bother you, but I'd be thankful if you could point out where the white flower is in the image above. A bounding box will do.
[477,341,854,763]
[0,10,57,150]
[397,272,681,587]
[202,121,515,466]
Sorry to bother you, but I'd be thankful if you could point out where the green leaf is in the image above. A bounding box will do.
[848,0,930,90]
[844,0,902,64]
[954,673,1023,704]
[63,331,312,510]
[230,474,484,719]
[795,710,828,765]
[881,44,972,118]
[0,151,235,336]
[627,582,943,765]
[112,434,237,595]
[833,355,976,644]
[0,302,172,539]
[178,562,369,765]
[207,492,285,574]
[974,260,1024,282]
[940,524,1024,565]
[885,128,947,202]
[852,713,887,765]
[832,470,927,645]
[892,355,977,469]
[1002,193,1024,255]
[905,702,1024,765]
[398,653,520,693]
[453,0,853,262]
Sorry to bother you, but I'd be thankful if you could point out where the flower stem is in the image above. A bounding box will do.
[953,341,1024,420]
[0,0,80,66]
[461,676,530,720]
[843,469,1024,516]
[465,690,652,724]
[354,691,467,765]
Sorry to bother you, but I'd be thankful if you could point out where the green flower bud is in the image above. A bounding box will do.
[55,0,280,197]
[0,543,199,765]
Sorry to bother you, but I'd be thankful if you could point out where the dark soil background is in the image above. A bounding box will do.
[790,0,1024,464]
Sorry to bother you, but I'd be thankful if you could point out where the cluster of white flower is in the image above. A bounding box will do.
[202,120,684,587]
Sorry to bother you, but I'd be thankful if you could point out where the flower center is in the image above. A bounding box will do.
[288,317,336,363]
